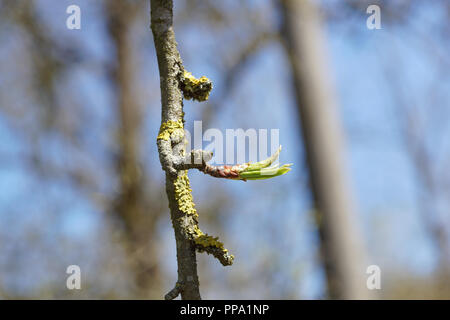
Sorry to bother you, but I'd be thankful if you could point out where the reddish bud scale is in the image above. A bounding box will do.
[201,164,248,180]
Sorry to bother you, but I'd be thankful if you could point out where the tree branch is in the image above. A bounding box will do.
[150,0,234,300]
[180,146,291,181]
[151,0,201,300]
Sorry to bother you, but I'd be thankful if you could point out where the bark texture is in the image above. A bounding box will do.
[150,0,201,300]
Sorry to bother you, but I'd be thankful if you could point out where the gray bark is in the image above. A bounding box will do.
[150,0,201,300]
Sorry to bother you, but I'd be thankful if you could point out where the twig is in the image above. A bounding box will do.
[164,281,184,300]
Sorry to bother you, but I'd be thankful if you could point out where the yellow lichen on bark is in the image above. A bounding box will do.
[173,171,198,218]
[194,228,235,264]
[193,228,224,249]
[157,120,184,141]
[181,70,212,102]
[173,171,233,264]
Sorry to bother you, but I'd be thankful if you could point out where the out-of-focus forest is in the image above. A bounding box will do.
[0,0,449,299]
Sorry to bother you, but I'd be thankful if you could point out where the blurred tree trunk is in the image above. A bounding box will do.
[106,1,162,299]
[279,0,370,299]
